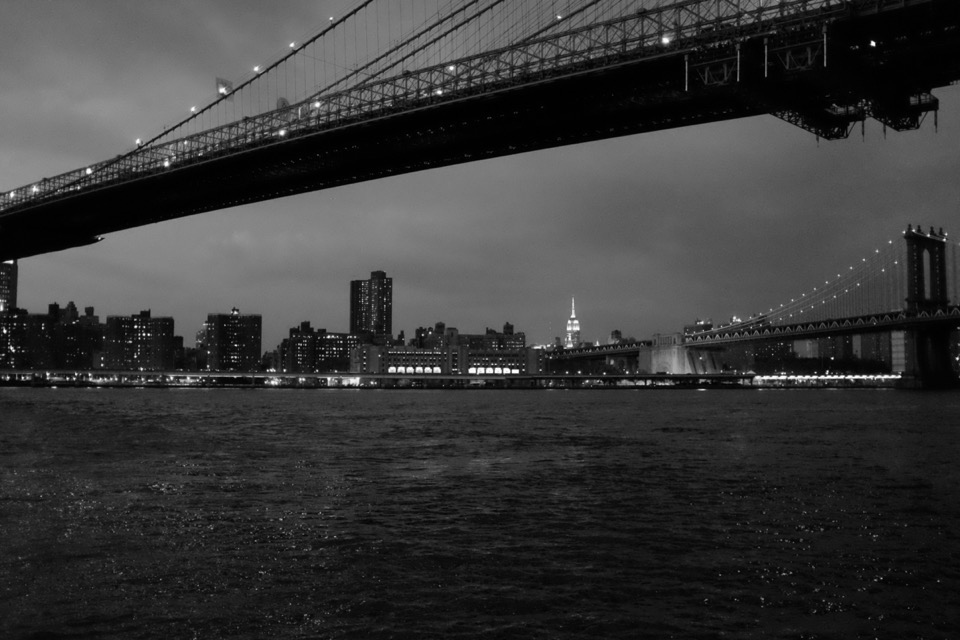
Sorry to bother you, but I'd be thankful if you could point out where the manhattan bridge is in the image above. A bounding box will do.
[1,0,959,385]
[557,224,959,387]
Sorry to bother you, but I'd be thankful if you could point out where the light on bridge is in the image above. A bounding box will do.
[870,40,877,47]
[190,106,197,113]
[290,42,296,48]
[661,36,671,45]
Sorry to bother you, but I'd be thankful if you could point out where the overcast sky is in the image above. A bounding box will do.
[2,1,958,349]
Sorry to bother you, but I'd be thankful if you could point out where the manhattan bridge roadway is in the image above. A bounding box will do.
[1,0,959,261]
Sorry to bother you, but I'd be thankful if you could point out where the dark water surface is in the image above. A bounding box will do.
[1,388,958,639]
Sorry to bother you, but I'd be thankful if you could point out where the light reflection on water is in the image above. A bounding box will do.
[1,388,958,639]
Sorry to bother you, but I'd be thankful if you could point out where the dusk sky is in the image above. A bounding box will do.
[2,1,958,349]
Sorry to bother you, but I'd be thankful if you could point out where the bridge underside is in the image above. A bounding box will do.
[2,2,959,261]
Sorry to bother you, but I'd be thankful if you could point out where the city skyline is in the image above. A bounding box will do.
[3,2,960,350]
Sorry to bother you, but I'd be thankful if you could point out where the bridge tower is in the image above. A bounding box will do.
[904,225,949,311]
[900,225,957,387]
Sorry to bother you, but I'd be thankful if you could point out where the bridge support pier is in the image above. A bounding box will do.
[642,341,721,375]
[899,327,959,389]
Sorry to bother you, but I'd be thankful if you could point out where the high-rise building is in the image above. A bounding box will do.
[350,270,393,338]
[48,302,103,369]
[279,321,362,373]
[0,310,54,369]
[101,310,176,370]
[0,260,17,313]
[205,307,262,372]
[564,297,581,348]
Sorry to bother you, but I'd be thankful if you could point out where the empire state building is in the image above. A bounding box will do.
[564,297,581,348]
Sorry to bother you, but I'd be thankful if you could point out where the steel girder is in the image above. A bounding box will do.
[0,0,953,224]
[1,0,853,216]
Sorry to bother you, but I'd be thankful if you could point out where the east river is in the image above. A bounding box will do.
[1,388,958,639]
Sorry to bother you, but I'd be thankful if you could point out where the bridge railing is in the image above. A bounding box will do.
[0,0,892,216]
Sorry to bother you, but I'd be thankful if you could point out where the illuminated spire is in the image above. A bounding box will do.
[564,297,580,348]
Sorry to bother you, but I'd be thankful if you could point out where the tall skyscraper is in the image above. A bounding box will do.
[0,260,17,313]
[564,297,581,348]
[350,270,393,337]
[205,307,262,372]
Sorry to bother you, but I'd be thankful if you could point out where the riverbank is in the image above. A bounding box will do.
[0,370,932,389]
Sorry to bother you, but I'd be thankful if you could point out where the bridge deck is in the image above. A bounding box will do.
[1,0,959,260]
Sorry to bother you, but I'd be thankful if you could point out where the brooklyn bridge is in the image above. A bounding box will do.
[1,0,959,260]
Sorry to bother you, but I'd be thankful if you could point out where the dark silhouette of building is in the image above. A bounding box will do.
[352,342,540,376]
[355,320,533,376]
[0,310,54,369]
[101,310,176,370]
[350,270,392,338]
[205,307,262,372]
[411,321,524,351]
[0,302,104,370]
[279,321,362,373]
[51,302,103,369]
[0,260,16,313]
